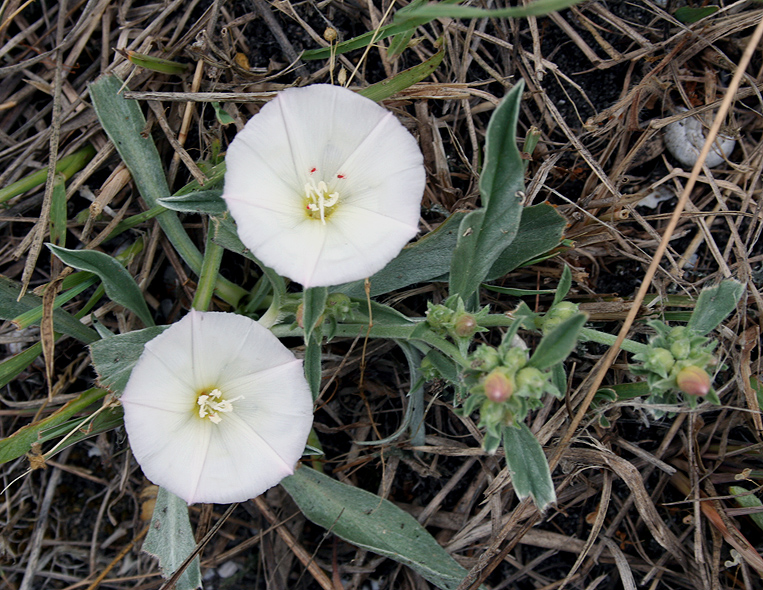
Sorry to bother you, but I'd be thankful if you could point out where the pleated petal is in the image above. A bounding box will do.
[121,311,314,505]
[222,84,426,288]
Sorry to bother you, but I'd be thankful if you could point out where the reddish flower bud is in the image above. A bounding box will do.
[676,366,711,397]
[483,370,513,403]
[454,313,478,338]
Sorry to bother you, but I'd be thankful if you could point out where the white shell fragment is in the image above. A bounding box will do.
[664,109,736,168]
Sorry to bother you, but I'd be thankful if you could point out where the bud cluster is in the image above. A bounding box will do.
[631,320,720,410]
[461,339,561,453]
[426,298,489,353]
[294,293,357,339]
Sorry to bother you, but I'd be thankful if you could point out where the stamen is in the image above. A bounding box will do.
[304,177,340,224]
[197,388,243,424]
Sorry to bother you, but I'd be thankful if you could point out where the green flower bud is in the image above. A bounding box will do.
[670,338,692,360]
[326,293,352,317]
[453,313,478,338]
[516,367,546,397]
[426,303,453,330]
[502,347,528,371]
[676,366,711,397]
[483,370,514,403]
[645,347,675,377]
[471,345,502,371]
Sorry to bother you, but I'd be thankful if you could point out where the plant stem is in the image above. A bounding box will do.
[192,231,224,311]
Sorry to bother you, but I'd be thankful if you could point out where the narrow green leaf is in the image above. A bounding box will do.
[282,467,475,590]
[157,190,226,215]
[729,487,763,532]
[0,341,43,389]
[301,16,435,61]
[359,42,445,102]
[553,265,572,306]
[502,423,556,510]
[303,287,328,343]
[0,144,95,204]
[47,244,155,327]
[386,28,416,58]
[450,82,525,301]
[49,173,67,247]
[674,5,719,23]
[89,74,246,307]
[38,405,124,449]
[528,313,587,370]
[0,388,107,465]
[143,487,201,590]
[687,279,744,336]
[90,326,167,394]
[304,336,323,402]
[126,51,190,75]
[0,276,99,344]
[397,341,426,446]
[484,286,555,297]
[340,203,563,298]
[13,273,98,330]
[398,0,585,21]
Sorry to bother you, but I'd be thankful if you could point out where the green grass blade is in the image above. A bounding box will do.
[0,341,43,389]
[12,273,98,330]
[0,144,95,204]
[398,0,585,21]
[49,173,67,247]
[359,41,445,102]
[0,388,107,465]
[0,276,99,344]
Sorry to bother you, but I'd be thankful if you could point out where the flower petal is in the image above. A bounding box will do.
[121,311,314,504]
[222,84,426,287]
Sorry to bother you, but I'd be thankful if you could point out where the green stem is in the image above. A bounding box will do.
[192,231,224,311]
[579,327,648,354]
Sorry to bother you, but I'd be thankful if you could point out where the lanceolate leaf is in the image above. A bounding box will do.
[450,82,525,302]
[528,313,587,371]
[502,423,556,510]
[687,279,744,336]
[90,326,167,395]
[48,244,155,328]
[339,202,564,299]
[282,467,476,590]
[143,487,201,590]
[158,190,227,216]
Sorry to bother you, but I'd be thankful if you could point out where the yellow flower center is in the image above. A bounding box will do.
[196,388,242,424]
[304,177,340,224]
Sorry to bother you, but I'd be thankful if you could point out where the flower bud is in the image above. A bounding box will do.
[453,313,478,338]
[645,347,675,377]
[516,367,546,397]
[483,370,514,403]
[670,338,692,360]
[326,293,352,318]
[471,345,502,371]
[502,347,528,371]
[676,366,711,397]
